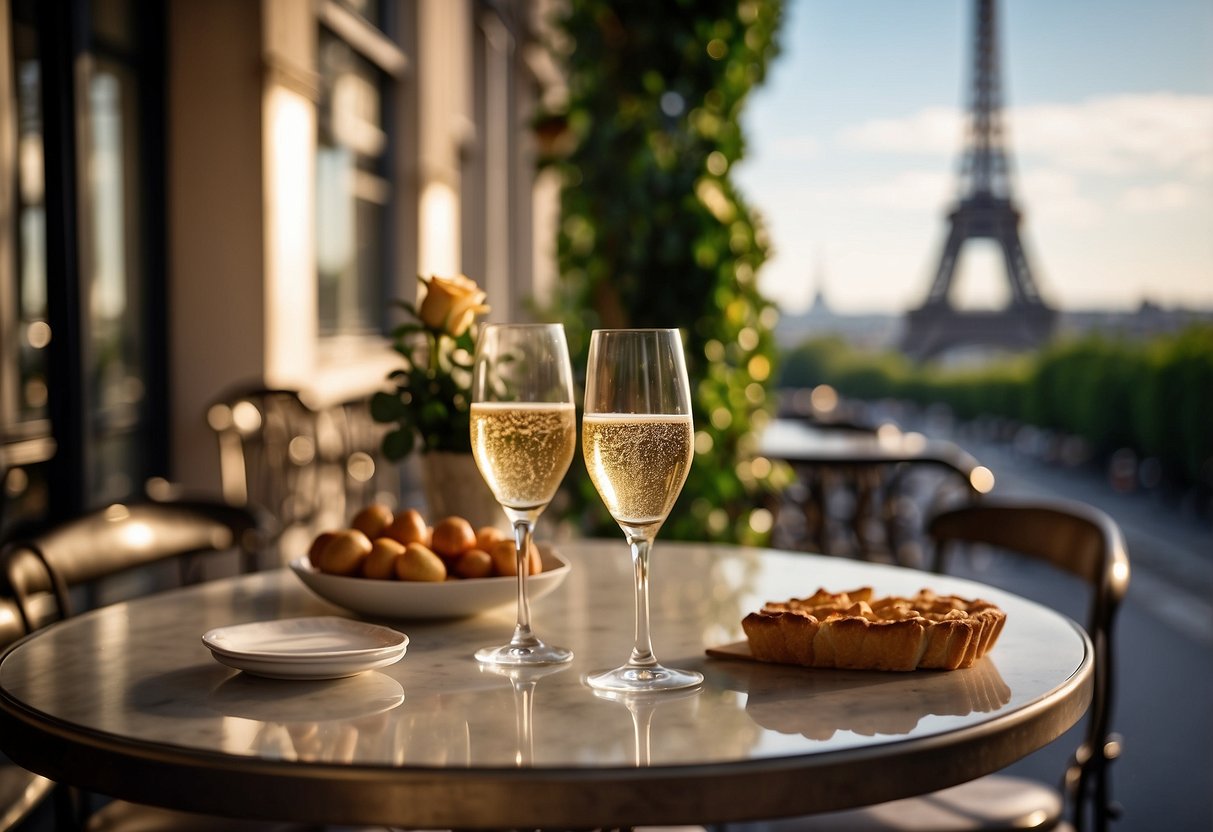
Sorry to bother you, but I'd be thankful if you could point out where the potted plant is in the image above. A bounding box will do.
[371,274,501,526]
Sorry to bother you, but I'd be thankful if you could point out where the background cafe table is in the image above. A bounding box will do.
[760,419,996,557]
[0,540,1092,829]
[760,418,991,487]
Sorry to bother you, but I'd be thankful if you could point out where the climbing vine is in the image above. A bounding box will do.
[544,0,788,543]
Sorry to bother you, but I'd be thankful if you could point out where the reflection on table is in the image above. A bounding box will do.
[705,645,1011,740]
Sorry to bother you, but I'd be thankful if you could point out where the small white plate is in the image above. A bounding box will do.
[202,617,408,680]
[289,547,571,619]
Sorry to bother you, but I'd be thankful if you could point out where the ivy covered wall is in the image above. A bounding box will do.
[544,0,787,543]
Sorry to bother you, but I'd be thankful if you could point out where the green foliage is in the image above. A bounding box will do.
[546,0,786,543]
[1132,327,1213,482]
[779,326,1213,488]
[1029,338,1143,453]
[371,300,479,457]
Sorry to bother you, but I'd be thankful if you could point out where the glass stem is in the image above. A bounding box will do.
[508,520,538,649]
[626,534,658,670]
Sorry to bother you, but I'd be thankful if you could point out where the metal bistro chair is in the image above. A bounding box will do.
[0,498,264,632]
[0,498,308,832]
[206,387,324,568]
[736,497,1129,832]
[318,393,400,519]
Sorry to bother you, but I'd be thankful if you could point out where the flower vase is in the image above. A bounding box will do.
[420,451,509,532]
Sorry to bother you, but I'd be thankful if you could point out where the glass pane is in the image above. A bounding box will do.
[3,1,54,535]
[13,15,49,426]
[83,61,149,503]
[316,28,391,338]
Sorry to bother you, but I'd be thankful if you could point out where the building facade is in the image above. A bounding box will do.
[0,0,563,535]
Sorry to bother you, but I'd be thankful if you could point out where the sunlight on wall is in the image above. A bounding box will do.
[531,168,562,308]
[419,180,459,277]
[264,85,316,384]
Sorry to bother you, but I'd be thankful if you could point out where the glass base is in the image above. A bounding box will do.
[475,641,573,667]
[585,663,703,693]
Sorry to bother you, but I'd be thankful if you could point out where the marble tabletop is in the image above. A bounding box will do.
[0,539,1091,828]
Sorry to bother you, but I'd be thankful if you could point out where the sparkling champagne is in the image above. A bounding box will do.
[471,402,576,511]
[582,413,694,528]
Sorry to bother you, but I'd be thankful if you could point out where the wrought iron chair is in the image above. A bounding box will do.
[318,393,400,517]
[1,499,263,632]
[207,386,401,567]
[736,497,1129,832]
[0,498,307,831]
[206,386,324,567]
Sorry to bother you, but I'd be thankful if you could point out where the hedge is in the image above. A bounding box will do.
[780,326,1213,488]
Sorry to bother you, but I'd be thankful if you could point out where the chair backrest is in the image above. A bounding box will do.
[320,395,398,512]
[206,386,322,537]
[928,497,1130,830]
[0,499,262,633]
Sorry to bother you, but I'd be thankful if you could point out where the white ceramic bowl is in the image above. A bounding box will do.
[289,548,571,619]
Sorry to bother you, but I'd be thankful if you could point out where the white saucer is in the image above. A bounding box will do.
[202,617,408,680]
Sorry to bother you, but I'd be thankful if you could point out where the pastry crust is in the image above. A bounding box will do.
[742,587,1006,671]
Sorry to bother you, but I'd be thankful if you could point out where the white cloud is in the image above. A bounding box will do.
[839,106,960,155]
[809,167,1098,229]
[1117,181,1196,213]
[1014,93,1213,177]
[771,135,821,160]
[1017,169,1102,228]
[849,170,952,211]
[836,93,1213,179]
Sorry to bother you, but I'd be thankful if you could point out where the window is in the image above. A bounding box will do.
[1,2,53,529]
[82,54,154,503]
[10,11,47,429]
[315,6,396,340]
[1,0,165,533]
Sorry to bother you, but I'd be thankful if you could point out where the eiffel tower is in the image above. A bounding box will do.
[901,0,1055,359]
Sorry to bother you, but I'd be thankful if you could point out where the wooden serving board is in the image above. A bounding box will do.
[704,640,757,662]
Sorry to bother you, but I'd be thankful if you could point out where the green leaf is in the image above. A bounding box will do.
[422,401,449,426]
[382,428,414,461]
[454,330,477,352]
[370,391,403,422]
[392,322,424,340]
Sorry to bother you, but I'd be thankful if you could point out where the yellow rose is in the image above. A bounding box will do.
[417,275,490,337]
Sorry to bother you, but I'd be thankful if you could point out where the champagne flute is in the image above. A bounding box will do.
[470,323,576,666]
[582,328,702,692]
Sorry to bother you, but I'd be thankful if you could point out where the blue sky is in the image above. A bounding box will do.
[733,0,1213,313]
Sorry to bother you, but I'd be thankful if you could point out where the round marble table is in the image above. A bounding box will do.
[0,540,1091,828]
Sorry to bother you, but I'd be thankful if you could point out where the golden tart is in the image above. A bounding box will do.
[741,587,1006,672]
